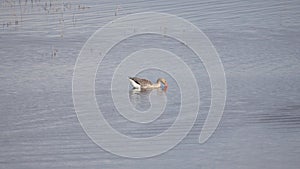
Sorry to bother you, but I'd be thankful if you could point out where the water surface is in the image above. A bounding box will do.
[1,0,300,168]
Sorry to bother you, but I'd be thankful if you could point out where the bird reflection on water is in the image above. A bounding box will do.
[129,87,168,112]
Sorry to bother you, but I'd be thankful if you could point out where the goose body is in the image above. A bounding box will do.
[129,77,167,89]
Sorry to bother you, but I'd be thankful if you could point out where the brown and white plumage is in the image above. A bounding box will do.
[129,77,168,89]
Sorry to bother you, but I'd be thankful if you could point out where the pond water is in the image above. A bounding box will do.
[1,0,300,168]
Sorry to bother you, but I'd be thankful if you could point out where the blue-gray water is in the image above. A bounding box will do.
[1,0,300,168]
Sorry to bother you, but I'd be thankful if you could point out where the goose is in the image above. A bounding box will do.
[129,77,168,90]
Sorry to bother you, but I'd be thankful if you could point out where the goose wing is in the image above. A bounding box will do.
[129,77,153,86]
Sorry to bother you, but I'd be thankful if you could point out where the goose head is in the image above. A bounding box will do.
[157,78,168,87]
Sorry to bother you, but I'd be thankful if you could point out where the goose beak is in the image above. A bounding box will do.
[164,82,168,87]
